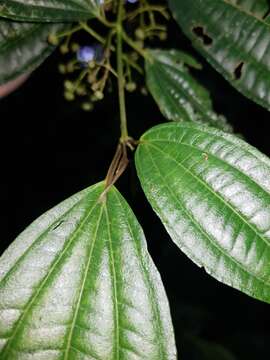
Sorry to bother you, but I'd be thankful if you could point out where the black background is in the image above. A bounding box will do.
[1,15,270,360]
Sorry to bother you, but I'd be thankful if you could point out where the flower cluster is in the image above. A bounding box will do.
[50,0,169,111]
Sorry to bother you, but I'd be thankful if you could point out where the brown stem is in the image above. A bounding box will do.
[99,137,138,202]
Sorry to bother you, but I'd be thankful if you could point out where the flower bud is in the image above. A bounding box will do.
[94,91,104,100]
[126,82,137,92]
[48,34,59,46]
[58,64,66,74]
[60,44,69,54]
[135,28,145,40]
[64,80,74,91]
[81,102,94,111]
[64,91,75,101]
[71,42,80,52]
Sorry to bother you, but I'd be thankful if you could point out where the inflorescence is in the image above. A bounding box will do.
[48,0,169,112]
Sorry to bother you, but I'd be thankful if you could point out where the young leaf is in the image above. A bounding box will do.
[0,182,176,359]
[168,0,270,111]
[0,0,99,22]
[145,49,233,133]
[0,20,68,85]
[135,122,270,304]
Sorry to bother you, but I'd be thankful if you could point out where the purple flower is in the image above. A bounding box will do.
[77,46,95,64]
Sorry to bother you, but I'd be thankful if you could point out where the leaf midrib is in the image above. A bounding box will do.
[222,0,270,24]
[139,145,270,288]
[104,203,120,360]
[146,141,270,246]
[63,203,104,360]
[143,130,270,193]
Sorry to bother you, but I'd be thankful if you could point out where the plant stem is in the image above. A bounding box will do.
[125,5,169,21]
[116,0,128,142]
[97,14,115,28]
[79,22,107,45]
[122,54,143,75]
[122,31,149,60]
[55,25,83,38]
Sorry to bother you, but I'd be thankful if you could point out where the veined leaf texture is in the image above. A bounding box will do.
[136,122,270,303]
[0,183,176,359]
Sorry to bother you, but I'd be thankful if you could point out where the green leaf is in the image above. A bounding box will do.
[229,0,270,21]
[0,20,68,85]
[145,49,233,133]
[168,0,270,111]
[135,122,270,304]
[0,0,99,22]
[0,182,176,359]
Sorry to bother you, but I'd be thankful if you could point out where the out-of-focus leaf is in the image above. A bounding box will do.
[0,20,67,84]
[168,0,270,111]
[145,49,233,132]
[0,0,100,22]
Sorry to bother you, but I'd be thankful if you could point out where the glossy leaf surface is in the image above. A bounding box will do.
[0,0,99,22]
[0,182,176,359]
[0,20,67,84]
[168,0,270,110]
[145,49,233,132]
[229,0,270,21]
[136,122,270,303]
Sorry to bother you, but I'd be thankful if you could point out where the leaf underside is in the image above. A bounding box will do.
[0,0,99,22]
[145,49,233,133]
[0,20,67,84]
[135,122,270,304]
[168,0,270,111]
[0,183,176,359]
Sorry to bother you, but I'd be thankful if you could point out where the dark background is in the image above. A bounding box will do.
[1,16,270,360]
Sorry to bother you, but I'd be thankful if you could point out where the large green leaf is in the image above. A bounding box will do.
[0,0,99,22]
[168,0,270,111]
[0,182,176,359]
[145,49,233,133]
[135,122,270,303]
[0,20,68,85]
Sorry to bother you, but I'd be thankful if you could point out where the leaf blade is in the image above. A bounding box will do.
[0,20,67,84]
[0,183,176,359]
[0,0,99,22]
[135,122,270,303]
[145,49,233,132]
[229,0,270,21]
[168,0,270,110]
